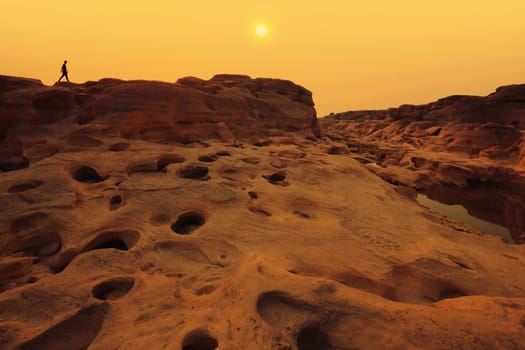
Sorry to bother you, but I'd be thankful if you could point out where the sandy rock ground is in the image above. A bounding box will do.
[0,77,525,349]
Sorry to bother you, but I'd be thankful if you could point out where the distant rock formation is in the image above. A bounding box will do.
[321,84,525,243]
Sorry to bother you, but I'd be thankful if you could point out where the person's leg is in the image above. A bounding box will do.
[65,73,69,82]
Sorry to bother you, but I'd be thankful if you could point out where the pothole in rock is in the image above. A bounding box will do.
[382,264,469,304]
[126,160,159,174]
[215,150,231,157]
[72,166,106,183]
[8,180,43,193]
[181,330,218,350]
[198,155,217,163]
[178,165,210,180]
[263,171,288,186]
[85,230,140,251]
[94,240,127,250]
[92,277,135,300]
[109,195,123,211]
[297,326,332,350]
[171,212,206,234]
[194,284,217,296]
[157,154,186,172]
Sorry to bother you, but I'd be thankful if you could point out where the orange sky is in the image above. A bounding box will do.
[2,1,524,116]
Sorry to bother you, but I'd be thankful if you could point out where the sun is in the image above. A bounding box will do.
[255,24,268,38]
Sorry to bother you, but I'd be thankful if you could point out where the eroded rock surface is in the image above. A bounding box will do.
[322,85,525,244]
[1,76,525,349]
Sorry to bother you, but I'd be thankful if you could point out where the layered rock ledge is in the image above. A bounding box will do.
[0,74,318,172]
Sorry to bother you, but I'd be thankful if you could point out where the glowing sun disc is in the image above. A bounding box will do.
[255,24,268,38]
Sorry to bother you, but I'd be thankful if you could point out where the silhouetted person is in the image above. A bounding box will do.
[58,60,69,82]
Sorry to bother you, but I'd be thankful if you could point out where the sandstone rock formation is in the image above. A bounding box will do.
[322,85,525,244]
[1,76,525,349]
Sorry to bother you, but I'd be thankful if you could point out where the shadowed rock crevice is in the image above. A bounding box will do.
[249,207,272,217]
[85,230,140,251]
[20,303,109,350]
[8,180,43,193]
[198,155,217,163]
[109,195,123,210]
[263,171,288,185]
[181,330,218,350]
[297,326,332,350]
[72,166,106,183]
[171,212,206,234]
[92,277,135,300]
[0,156,29,172]
[157,154,186,171]
[178,165,210,180]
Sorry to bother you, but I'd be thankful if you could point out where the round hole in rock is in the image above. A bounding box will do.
[109,195,122,210]
[266,171,286,184]
[297,326,332,350]
[181,330,218,350]
[178,166,209,180]
[92,277,134,300]
[198,155,216,163]
[171,212,205,234]
[73,166,105,183]
[94,239,127,250]
[85,230,140,251]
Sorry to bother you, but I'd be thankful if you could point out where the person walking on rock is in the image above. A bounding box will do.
[58,60,69,83]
